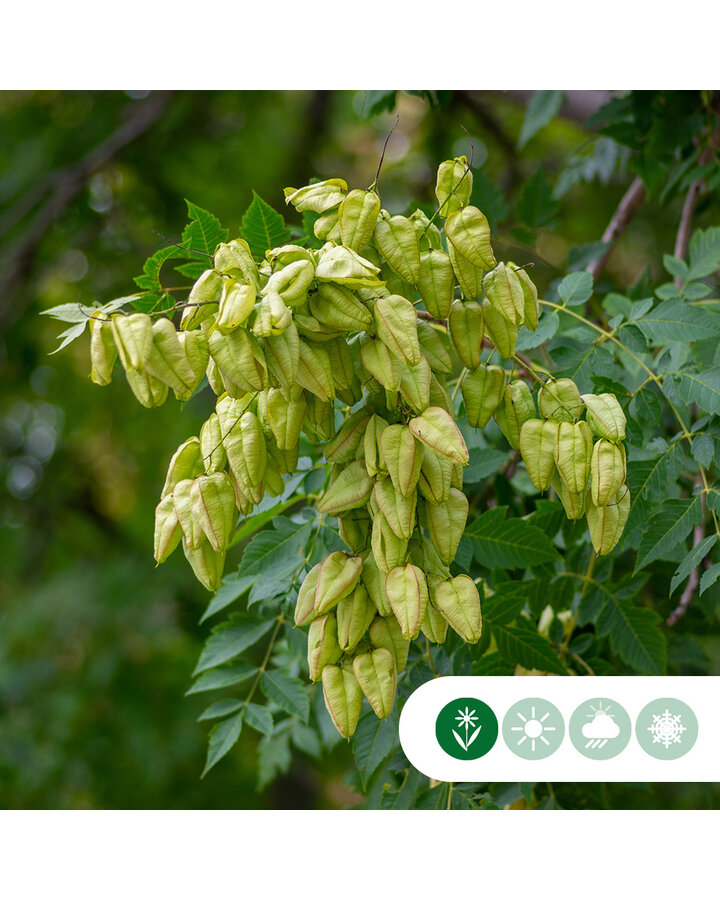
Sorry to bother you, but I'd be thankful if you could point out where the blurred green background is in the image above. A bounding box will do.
[1,90,718,809]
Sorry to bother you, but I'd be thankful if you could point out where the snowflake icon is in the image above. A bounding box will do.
[648,708,687,749]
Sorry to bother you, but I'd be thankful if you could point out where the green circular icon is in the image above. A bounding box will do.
[635,698,698,760]
[502,697,565,759]
[435,697,498,760]
[569,697,631,760]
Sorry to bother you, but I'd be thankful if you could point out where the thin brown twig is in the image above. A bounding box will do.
[673,145,714,286]
[667,483,706,626]
[586,176,646,282]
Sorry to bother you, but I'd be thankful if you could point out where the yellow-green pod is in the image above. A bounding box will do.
[519,419,559,491]
[421,602,449,644]
[294,563,321,627]
[372,479,417,541]
[339,188,381,252]
[448,299,485,370]
[181,269,224,330]
[215,280,256,333]
[422,487,468,566]
[154,493,182,564]
[417,321,453,373]
[434,575,482,643]
[369,614,410,672]
[317,460,373,517]
[373,210,421,284]
[409,406,469,466]
[586,487,631,555]
[89,316,118,385]
[435,157,472,217]
[182,536,225,592]
[409,208,443,251]
[374,293,421,366]
[508,262,539,331]
[417,447,454,505]
[352,648,396,719]
[483,262,526,325]
[111,312,153,372]
[189,472,237,553]
[295,339,335,402]
[582,393,626,443]
[337,584,376,652]
[214,239,260,288]
[307,613,343,682]
[125,369,168,408]
[384,563,428,641]
[252,294,292,338]
[482,299,518,359]
[322,665,363,739]
[444,206,496,272]
[399,356,432,413]
[284,178,348,214]
[359,336,402,392]
[264,259,314,308]
[591,439,626,507]
[417,249,455,319]
[551,471,587,520]
[494,380,535,450]
[381,424,424,497]
[447,240,484,301]
[554,420,593,495]
[309,283,373,332]
[538,378,584,423]
[223,410,267,506]
[461,364,506,429]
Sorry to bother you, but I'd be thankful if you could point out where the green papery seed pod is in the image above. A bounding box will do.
[182,536,225,592]
[448,299,485,370]
[435,157,473,217]
[189,472,237,553]
[284,178,348,214]
[338,508,371,554]
[228,471,255,516]
[374,294,421,366]
[352,648,396,719]
[294,312,343,343]
[180,269,224,330]
[324,337,357,391]
[252,294,292,338]
[381,424,424,497]
[145,317,197,395]
[295,340,335,402]
[554,420,593,495]
[379,262,415,303]
[176,330,209,401]
[265,388,307,450]
[338,188,381,252]
[295,563,321,626]
[208,328,267,393]
[384,564,428,641]
[416,249,454,319]
[494,380,535,450]
[264,321,300,390]
[372,479,417,541]
[317,460,373,517]
[586,487,630,556]
[264,259,314,308]
[325,408,371,464]
[161,436,204,498]
[321,665,363,739]
[309,283,373,332]
[434,575,482,643]
[538,378,584,423]
[223,410,267,506]
[89,316,118,385]
[361,550,393,616]
[359,337,402,392]
[267,439,298,476]
[461,364,506,429]
[337,585,376,652]
[172,478,200,549]
[422,487,468,566]
[508,262,539,331]
[263,456,285,497]
[409,208,443,251]
[551,470,587,520]
[446,240,484,301]
[307,613,343,682]
[215,393,255,437]
[483,262,526,326]
[417,321,453,373]
[200,414,226,474]
[111,312,152,372]
[421,602,448,644]
[519,419,559,491]
[399,356,431,413]
[409,406,470,465]
[374,210,421,284]
[313,208,341,242]
[364,414,389,478]
[154,493,182,564]
[482,300,518,359]
[445,205,496,272]
[215,280,257,333]
[429,372,454,414]
[205,356,225,396]
[369,615,410,672]
[417,446,454,505]
[581,393,626,443]
[125,368,168,408]
[314,244,382,288]
[314,551,364,615]
[302,394,334,442]
[370,512,409,572]
[214,239,260,288]
[591,439,626,506]
[266,244,314,269]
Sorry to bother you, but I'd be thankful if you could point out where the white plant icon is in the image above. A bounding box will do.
[453,706,482,752]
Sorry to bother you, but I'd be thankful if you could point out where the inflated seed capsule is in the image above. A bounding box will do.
[307,613,343,682]
[321,665,363,739]
[461,364,506,429]
[215,280,256,333]
[314,208,341,242]
[181,269,224,330]
[161,436,204,498]
[314,244,382,288]
[189,472,237,553]
[264,322,300,390]
[145,317,198,396]
[337,584,376,653]
[294,563,322,627]
[435,156,473,217]
[111,312,152,372]
[317,460,373,517]
[374,294,421,366]
[482,299,518,359]
[359,336,402,392]
[448,299,485,370]
[417,321,453,373]
[372,479,417,541]
[208,328,267,394]
[519,419,559,491]
[417,447,454,505]
[295,339,335,402]
[338,188,381,252]
[422,487,468,566]
[581,393,626,443]
[352,648,396,719]
[214,239,260,288]
[434,575,482,644]
[494,380,535,450]
[361,550,393,617]
[447,240,484,301]
[409,208,443,251]
[89,316,118,385]
[284,178,348,214]
[554,420,593,495]
[444,206,496,272]
[223,410,267,506]
[338,507,371,554]
[508,262,540,331]
[399,356,431,413]
[264,259,314,308]
[538,378,584,423]
[421,601,449,644]
[374,210,421,284]
[384,563,429,641]
[416,249,455,319]
[380,425,424,497]
[590,439,626,507]
[551,470,587,520]
[369,615,409,672]
[175,330,209,401]
[153,493,182,564]
[182,536,225,592]
[309,283,373,332]
[586,487,630,556]
[409,407,469,466]
[252,294,292,337]
[125,369,168,408]
[483,262,526,325]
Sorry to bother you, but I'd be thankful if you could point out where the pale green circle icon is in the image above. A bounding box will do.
[502,698,565,759]
[569,698,631,760]
[635,698,698,760]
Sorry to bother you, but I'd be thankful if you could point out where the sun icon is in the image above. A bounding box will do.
[510,704,557,752]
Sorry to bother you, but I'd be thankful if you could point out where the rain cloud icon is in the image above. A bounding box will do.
[582,711,620,749]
